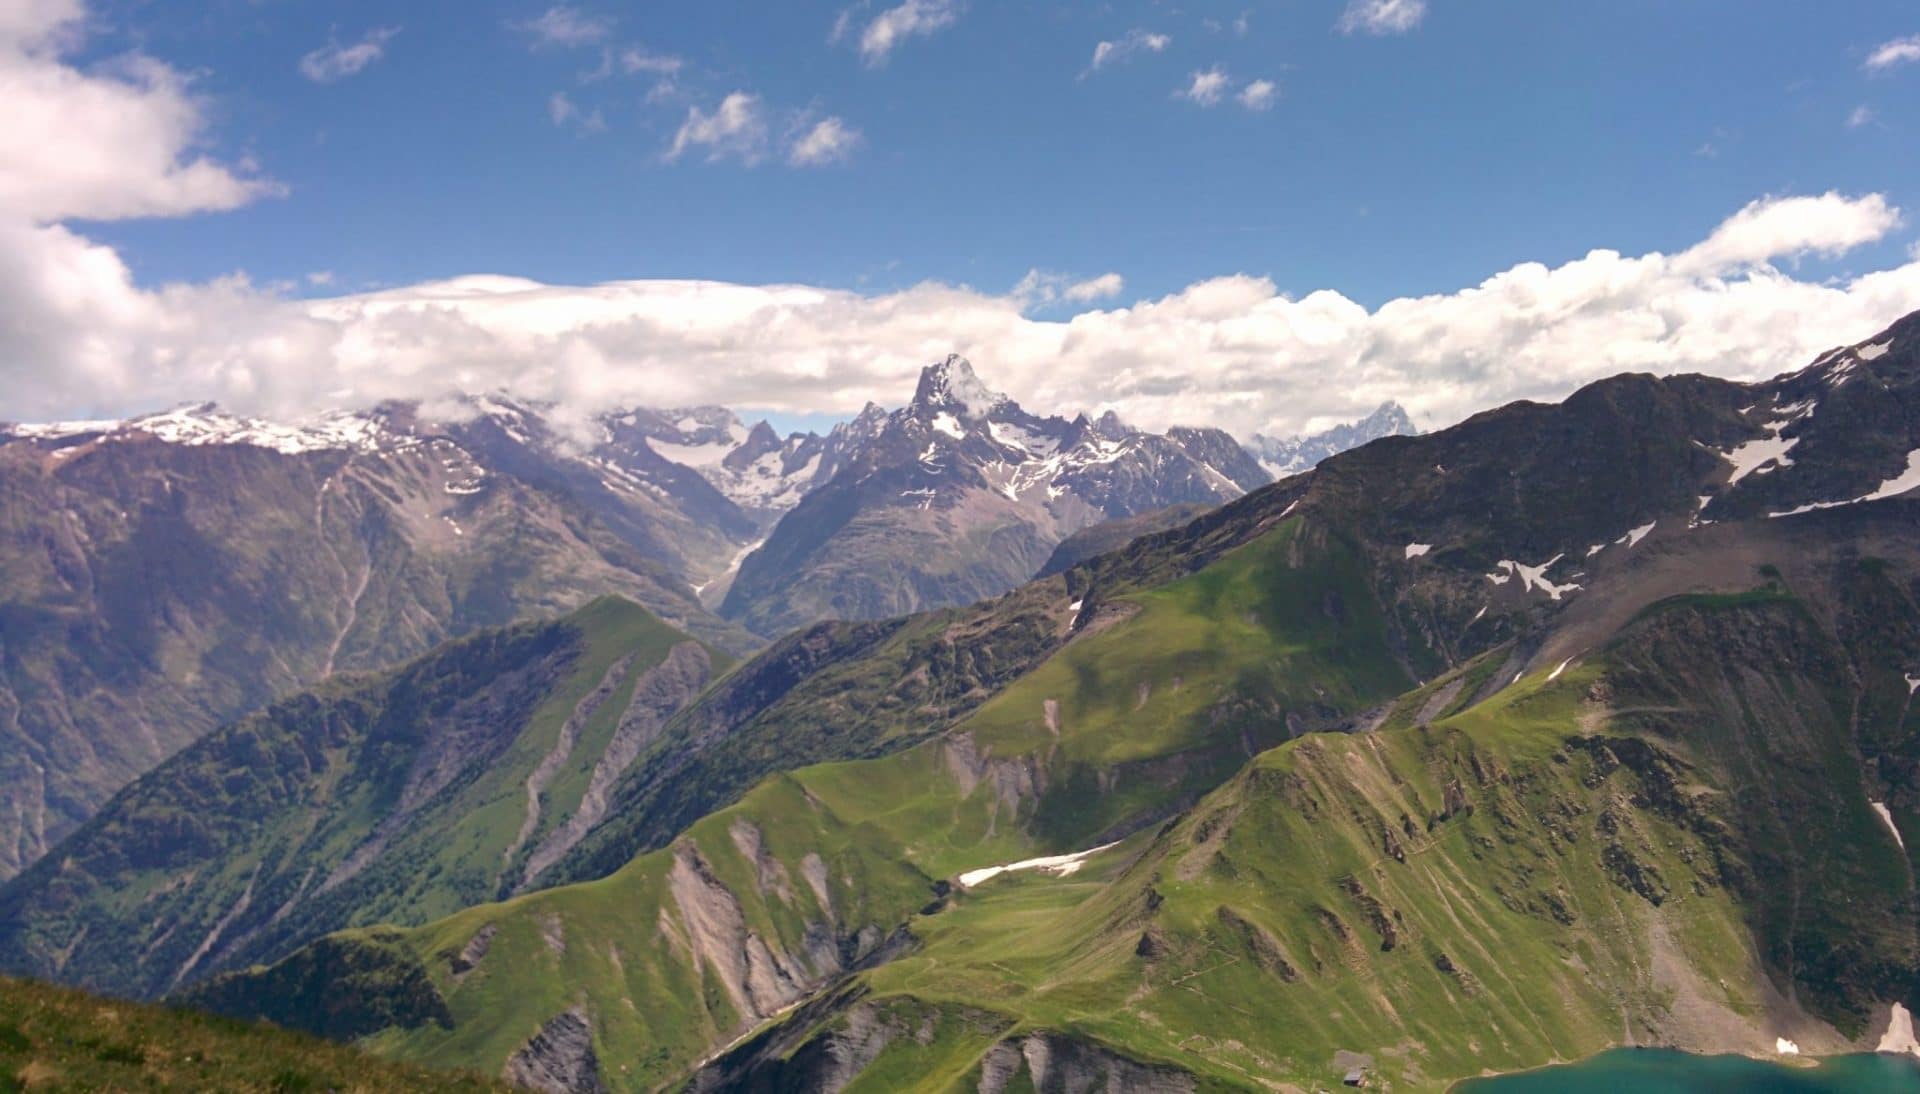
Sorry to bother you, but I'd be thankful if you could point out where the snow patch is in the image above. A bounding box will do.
[1068,599,1084,613]
[1547,658,1573,682]
[1907,673,1920,695]
[1404,543,1431,559]
[958,841,1121,888]
[1618,522,1656,548]
[1878,1002,1920,1057]
[1775,1038,1800,1055]
[931,412,966,439]
[1469,605,1487,625]
[1487,556,1582,600]
[1873,801,1906,852]
[1719,422,1799,486]
[1859,340,1893,362]
[1770,450,1920,518]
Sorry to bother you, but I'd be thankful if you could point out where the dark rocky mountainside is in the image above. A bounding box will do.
[720,355,1270,636]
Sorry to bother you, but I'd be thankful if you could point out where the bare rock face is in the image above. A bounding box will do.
[504,1008,606,1094]
[520,641,714,889]
[976,1033,1197,1094]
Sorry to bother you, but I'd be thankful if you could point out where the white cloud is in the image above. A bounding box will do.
[789,116,862,166]
[666,92,768,164]
[1865,34,1920,71]
[853,0,960,65]
[1848,104,1875,129]
[547,91,605,132]
[298,26,399,83]
[9,193,1920,446]
[1674,191,1901,274]
[1177,67,1230,106]
[0,1,276,223]
[1014,269,1125,307]
[1063,272,1124,303]
[1238,79,1277,111]
[1088,28,1170,73]
[1339,0,1427,36]
[514,5,612,48]
[618,45,682,76]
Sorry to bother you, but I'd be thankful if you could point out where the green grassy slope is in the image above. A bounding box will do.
[0,973,506,1092]
[186,517,1425,1089]
[0,596,730,1000]
[707,592,1920,1091]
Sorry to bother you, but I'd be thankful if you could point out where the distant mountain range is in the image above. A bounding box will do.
[1247,400,1418,477]
[719,355,1271,635]
[0,371,1405,883]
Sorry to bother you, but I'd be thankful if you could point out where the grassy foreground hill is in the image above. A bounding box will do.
[0,973,505,1092]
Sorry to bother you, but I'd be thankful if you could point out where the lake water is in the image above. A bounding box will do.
[1454,1049,1920,1092]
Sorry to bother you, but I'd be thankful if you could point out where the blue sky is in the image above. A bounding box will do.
[5,0,1920,439]
[78,0,1920,306]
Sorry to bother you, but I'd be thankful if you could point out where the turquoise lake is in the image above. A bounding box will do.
[1454,1049,1920,1092]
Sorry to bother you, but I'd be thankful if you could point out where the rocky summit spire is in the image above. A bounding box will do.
[911,354,1008,419]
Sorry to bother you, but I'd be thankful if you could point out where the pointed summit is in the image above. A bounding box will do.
[912,355,1008,419]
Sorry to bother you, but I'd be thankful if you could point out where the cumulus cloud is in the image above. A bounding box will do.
[848,0,959,66]
[1238,79,1277,111]
[299,26,399,83]
[1177,67,1230,106]
[666,92,768,163]
[788,116,861,166]
[1674,191,1901,274]
[1088,28,1169,74]
[0,0,277,223]
[1865,34,1920,71]
[1338,0,1427,35]
[1848,104,1875,129]
[513,5,612,48]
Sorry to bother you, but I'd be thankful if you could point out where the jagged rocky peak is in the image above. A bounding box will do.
[722,420,783,471]
[912,354,1009,419]
[1249,400,1419,477]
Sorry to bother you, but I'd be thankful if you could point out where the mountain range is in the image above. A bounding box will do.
[0,361,1326,882]
[1247,399,1418,477]
[3,312,1919,1089]
[719,355,1271,636]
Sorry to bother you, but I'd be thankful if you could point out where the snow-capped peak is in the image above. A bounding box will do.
[6,402,393,455]
[912,355,1007,419]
